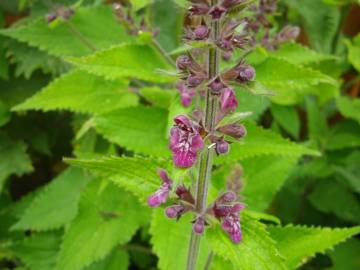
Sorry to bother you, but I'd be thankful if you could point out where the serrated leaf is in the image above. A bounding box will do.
[11,231,62,270]
[308,179,360,223]
[271,104,300,139]
[328,238,360,270]
[84,249,129,270]
[94,106,170,157]
[13,70,138,114]
[0,6,132,57]
[66,156,168,204]
[268,225,360,269]
[56,180,150,270]
[207,212,287,270]
[336,96,360,124]
[255,57,338,105]
[11,168,90,231]
[0,132,33,192]
[216,122,319,164]
[150,208,210,270]
[67,44,174,83]
[270,42,337,65]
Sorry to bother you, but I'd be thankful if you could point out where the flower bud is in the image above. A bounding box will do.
[193,25,210,40]
[187,73,204,88]
[176,55,191,71]
[208,76,226,95]
[188,3,210,15]
[193,217,205,235]
[236,64,255,83]
[165,205,185,219]
[221,191,237,202]
[275,25,300,44]
[216,139,229,155]
[209,6,226,20]
[218,123,246,140]
[46,13,58,23]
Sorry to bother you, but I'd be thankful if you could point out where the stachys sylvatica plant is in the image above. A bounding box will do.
[1,0,360,269]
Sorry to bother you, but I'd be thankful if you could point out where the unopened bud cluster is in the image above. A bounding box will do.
[46,5,74,23]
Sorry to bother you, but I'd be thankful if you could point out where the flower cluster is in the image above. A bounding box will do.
[146,0,258,244]
[148,167,246,243]
[46,5,74,23]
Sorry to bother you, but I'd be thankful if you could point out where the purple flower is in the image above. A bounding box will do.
[221,214,242,243]
[218,123,247,139]
[188,3,210,15]
[216,138,230,155]
[235,64,255,82]
[209,6,226,20]
[176,185,195,204]
[169,115,204,168]
[176,81,196,107]
[208,76,226,95]
[147,169,172,208]
[193,217,206,234]
[187,73,204,88]
[220,88,238,113]
[176,55,192,71]
[185,25,210,41]
[166,204,185,219]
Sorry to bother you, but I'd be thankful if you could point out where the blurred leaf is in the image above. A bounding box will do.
[309,179,360,223]
[13,70,138,114]
[0,11,8,80]
[209,256,234,270]
[84,249,129,270]
[345,34,360,72]
[283,0,341,53]
[326,120,360,150]
[328,238,360,270]
[268,225,360,269]
[0,6,132,57]
[11,231,62,270]
[150,208,210,270]
[271,104,300,139]
[149,0,183,52]
[207,212,287,270]
[255,57,338,105]
[56,180,150,270]
[336,96,360,124]
[270,42,337,65]
[306,97,329,146]
[0,133,33,192]
[94,106,170,157]
[67,43,174,83]
[12,168,90,231]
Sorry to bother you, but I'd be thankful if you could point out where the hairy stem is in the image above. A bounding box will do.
[186,1,220,269]
[204,252,214,270]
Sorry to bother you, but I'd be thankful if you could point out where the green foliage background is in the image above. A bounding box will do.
[0,0,360,269]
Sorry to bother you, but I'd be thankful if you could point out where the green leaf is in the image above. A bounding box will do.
[345,35,360,72]
[270,42,337,65]
[271,104,300,138]
[94,106,170,157]
[268,225,360,269]
[309,179,360,223]
[306,97,329,145]
[11,168,90,231]
[84,249,129,270]
[11,231,62,270]
[67,44,174,83]
[209,256,234,270]
[328,238,360,270]
[56,180,150,270]
[5,39,68,78]
[216,122,319,164]
[326,121,360,150]
[283,0,340,53]
[150,208,210,270]
[0,6,132,57]
[66,156,168,205]
[13,70,138,114]
[255,57,338,105]
[235,88,270,121]
[336,96,360,124]
[139,87,176,109]
[207,212,287,270]
[0,133,33,192]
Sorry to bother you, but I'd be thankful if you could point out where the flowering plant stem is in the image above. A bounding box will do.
[186,1,220,269]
